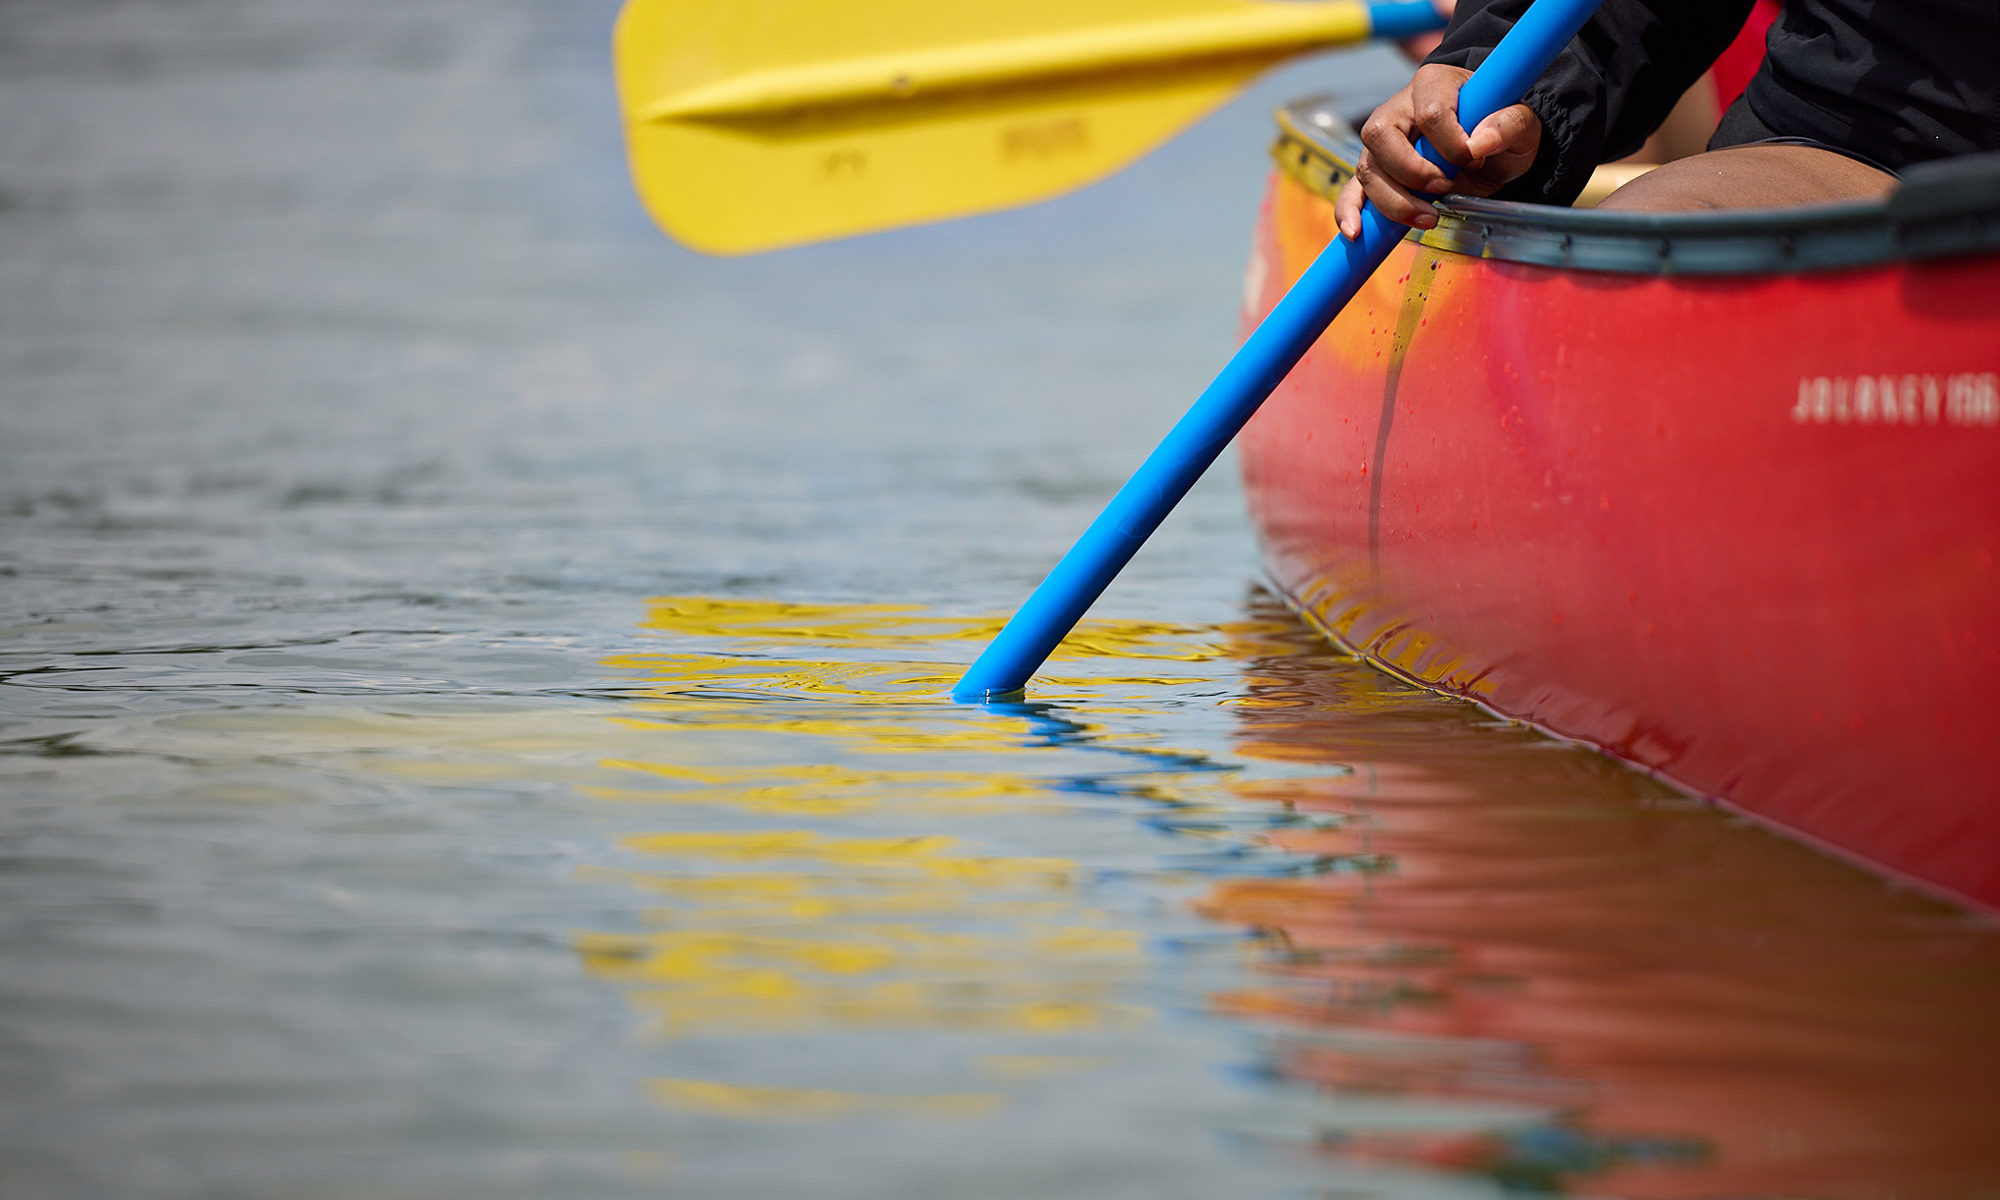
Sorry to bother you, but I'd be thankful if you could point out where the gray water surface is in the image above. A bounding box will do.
[5,4,1998,1199]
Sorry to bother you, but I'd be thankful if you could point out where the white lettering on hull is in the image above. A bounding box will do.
[1790,374,2000,427]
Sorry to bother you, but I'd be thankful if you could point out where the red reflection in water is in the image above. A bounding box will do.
[1207,598,2000,1198]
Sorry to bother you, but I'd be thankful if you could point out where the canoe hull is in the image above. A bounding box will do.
[1240,125,2000,912]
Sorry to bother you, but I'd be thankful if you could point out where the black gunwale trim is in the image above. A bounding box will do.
[1273,96,2000,277]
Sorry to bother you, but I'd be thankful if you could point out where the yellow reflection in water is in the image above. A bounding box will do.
[649,1077,1004,1120]
[615,831,1076,885]
[586,760,1045,815]
[590,899,1142,1035]
[577,596,1220,1115]
[636,594,1277,662]
[594,821,1140,1038]
[577,865,1088,924]
[620,831,956,861]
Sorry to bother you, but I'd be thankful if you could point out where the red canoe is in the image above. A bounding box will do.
[1238,99,2000,914]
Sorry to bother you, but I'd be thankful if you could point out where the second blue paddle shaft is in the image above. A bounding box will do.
[954,0,1606,701]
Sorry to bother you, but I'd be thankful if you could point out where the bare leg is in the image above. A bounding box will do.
[1597,142,1895,212]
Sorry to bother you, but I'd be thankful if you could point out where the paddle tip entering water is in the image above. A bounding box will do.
[950,683,1026,704]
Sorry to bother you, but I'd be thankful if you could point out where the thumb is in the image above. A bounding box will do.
[1466,103,1539,163]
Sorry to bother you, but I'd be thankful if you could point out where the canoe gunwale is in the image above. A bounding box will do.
[1274,96,2000,276]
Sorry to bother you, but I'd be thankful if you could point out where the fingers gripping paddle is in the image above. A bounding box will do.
[614,0,1444,255]
[953,0,1606,700]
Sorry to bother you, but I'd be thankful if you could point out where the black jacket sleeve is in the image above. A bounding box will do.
[1424,0,1753,205]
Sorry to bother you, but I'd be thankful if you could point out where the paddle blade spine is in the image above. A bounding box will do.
[612,0,1425,254]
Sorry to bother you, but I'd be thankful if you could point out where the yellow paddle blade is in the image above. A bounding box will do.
[613,0,1379,254]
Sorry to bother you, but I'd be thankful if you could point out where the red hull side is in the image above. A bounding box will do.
[1240,169,2000,912]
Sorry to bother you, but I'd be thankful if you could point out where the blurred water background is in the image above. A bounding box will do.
[3,2,1998,1198]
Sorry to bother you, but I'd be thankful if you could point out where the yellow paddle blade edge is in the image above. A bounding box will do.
[613,0,1378,255]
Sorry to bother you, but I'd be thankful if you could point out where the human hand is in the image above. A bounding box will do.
[1334,64,1542,239]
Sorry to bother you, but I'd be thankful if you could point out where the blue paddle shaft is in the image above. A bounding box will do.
[953,0,1605,701]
